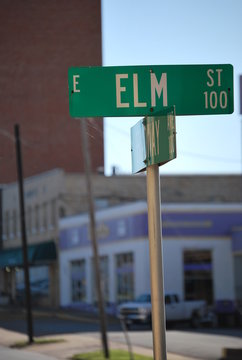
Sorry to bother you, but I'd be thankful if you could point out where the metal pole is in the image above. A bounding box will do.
[0,187,3,250]
[14,124,33,344]
[146,164,167,360]
[240,75,242,202]
[80,119,109,359]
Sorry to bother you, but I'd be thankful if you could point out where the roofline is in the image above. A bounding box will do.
[59,201,242,229]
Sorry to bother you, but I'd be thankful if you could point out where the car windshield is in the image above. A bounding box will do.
[135,294,151,303]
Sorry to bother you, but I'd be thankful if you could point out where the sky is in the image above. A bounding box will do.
[101,0,242,176]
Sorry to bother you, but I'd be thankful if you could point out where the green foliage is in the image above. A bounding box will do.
[72,349,153,360]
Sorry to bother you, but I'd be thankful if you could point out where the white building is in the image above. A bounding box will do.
[59,201,242,313]
[1,172,241,309]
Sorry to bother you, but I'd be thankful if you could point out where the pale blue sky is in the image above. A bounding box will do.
[101,0,242,175]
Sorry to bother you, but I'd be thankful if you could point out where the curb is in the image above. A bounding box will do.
[221,347,242,360]
[32,309,98,324]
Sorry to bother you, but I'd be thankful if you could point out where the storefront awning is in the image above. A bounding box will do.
[0,241,57,268]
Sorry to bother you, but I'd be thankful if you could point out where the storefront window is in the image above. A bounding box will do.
[4,211,9,240]
[116,252,134,303]
[27,206,32,235]
[42,202,47,231]
[16,211,20,238]
[50,199,56,229]
[71,259,86,303]
[184,250,213,305]
[91,256,109,304]
[34,204,39,234]
[15,266,49,304]
[12,210,17,238]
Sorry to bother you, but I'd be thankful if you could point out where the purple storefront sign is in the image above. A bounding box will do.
[162,212,242,237]
[59,226,90,250]
[59,213,148,250]
[59,211,242,250]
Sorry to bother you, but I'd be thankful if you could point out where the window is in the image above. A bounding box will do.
[27,206,32,235]
[91,256,109,304]
[16,266,49,298]
[42,203,47,231]
[116,252,134,303]
[8,210,14,239]
[3,211,9,240]
[16,211,20,238]
[12,210,17,238]
[50,200,56,229]
[165,295,171,305]
[71,259,86,303]
[184,250,213,305]
[35,205,39,233]
[59,206,65,218]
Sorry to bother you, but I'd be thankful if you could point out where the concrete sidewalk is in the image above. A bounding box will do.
[0,305,200,359]
[0,327,198,360]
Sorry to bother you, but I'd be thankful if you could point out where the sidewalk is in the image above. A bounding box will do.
[0,306,198,359]
[0,327,198,360]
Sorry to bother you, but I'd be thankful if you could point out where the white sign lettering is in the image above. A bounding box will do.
[151,73,168,107]
[204,68,227,110]
[115,72,168,109]
[73,75,80,92]
[206,68,223,87]
[116,74,129,108]
[133,74,147,108]
[145,120,160,160]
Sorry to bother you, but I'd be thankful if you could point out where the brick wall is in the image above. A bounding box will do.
[64,174,242,214]
[0,0,103,183]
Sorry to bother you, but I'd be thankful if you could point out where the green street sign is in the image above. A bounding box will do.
[68,64,233,117]
[131,107,176,173]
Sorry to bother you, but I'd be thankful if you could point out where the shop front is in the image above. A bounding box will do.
[59,202,242,314]
[0,241,57,306]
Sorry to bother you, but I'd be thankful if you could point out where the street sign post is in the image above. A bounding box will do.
[131,107,177,360]
[68,63,234,360]
[146,163,166,360]
[68,64,233,117]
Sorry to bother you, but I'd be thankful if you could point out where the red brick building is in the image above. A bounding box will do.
[0,0,104,184]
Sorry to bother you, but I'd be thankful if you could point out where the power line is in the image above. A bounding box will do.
[0,124,241,165]
[181,151,240,164]
[105,124,241,165]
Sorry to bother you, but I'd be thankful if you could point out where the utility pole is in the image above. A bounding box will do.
[14,124,33,344]
[240,75,242,201]
[80,119,109,358]
[0,187,3,250]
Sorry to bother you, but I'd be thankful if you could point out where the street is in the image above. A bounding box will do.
[108,328,242,360]
[0,307,242,359]
[0,345,57,360]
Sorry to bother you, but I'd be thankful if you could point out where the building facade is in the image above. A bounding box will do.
[0,169,65,306]
[1,170,242,308]
[0,0,103,184]
[59,201,242,313]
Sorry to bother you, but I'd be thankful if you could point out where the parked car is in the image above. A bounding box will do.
[215,299,242,327]
[117,292,212,328]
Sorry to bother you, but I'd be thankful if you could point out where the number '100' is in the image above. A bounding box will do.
[203,91,228,110]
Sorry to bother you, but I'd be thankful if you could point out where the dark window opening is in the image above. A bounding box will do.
[184,250,213,305]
